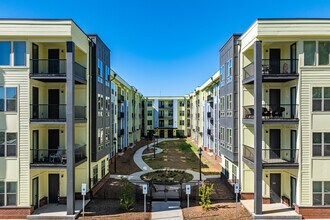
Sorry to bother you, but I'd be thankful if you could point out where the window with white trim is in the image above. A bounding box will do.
[313,181,330,205]
[0,87,17,112]
[0,132,17,157]
[227,128,232,151]
[93,165,98,185]
[313,132,330,156]
[0,181,17,206]
[313,87,330,111]
[0,41,26,66]
[101,160,106,177]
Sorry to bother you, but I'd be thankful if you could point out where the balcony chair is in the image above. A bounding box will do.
[272,107,285,118]
[50,147,66,164]
[262,107,271,118]
[246,107,254,118]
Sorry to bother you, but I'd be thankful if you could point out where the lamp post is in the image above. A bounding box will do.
[198,147,202,181]
[153,134,156,158]
[113,138,117,173]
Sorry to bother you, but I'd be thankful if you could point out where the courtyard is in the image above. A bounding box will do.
[78,138,251,220]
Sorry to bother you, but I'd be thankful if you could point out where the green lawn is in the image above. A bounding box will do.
[143,140,219,175]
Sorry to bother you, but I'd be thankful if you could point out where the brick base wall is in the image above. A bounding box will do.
[0,206,33,219]
[295,205,330,219]
[240,193,270,204]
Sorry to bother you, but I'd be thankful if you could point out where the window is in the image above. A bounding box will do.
[0,132,17,157]
[105,96,110,116]
[101,160,106,177]
[224,159,229,178]
[304,41,316,66]
[147,110,152,116]
[226,59,233,82]
[147,101,152,107]
[105,127,110,142]
[0,87,17,112]
[0,181,17,206]
[98,128,103,145]
[105,65,110,81]
[313,181,330,205]
[180,120,184,126]
[147,120,152,125]
[313,132,330,156]
[220,127,225,146]
[0,42,10,66]
[180,111,185,116]
[93,165,98,185]
[220,65,225,86]
[168,111,173,116]
[98,94,104,111]
[227,94,232,111]
[13,42,26,66]
[168,120,173,126]
[227,128,232,147]
[313,87,330,111]
[97,59,103,83]
[179,101,185,107]
[319,42,330,65]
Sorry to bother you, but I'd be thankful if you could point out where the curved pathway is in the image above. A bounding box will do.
[111,138,220,184]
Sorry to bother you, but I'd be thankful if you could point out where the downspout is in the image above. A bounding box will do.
[88,38,94,195]
[237,39,242,190]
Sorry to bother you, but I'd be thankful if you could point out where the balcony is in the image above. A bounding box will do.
[30,144,87,168]
[243,104,299,124]
[207,95,214,103]
[30,104,87,123]
[159,105,173,109]
[118,95,125,103]
[30,59,87,84]
[207,112,212,118]
[207,129,212,135]
[242,59,299,84]
[118,129,124,136]
[118,112,125,119]
[243,145,299,168]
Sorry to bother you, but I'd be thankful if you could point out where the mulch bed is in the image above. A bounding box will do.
[78,199,151,220]
[182,201,252,220]
[109,138,153,175]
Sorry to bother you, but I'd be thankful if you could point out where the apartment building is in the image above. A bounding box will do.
[144,96,187,138]
[239,19,330,218]
[88,34,112,190]
[112,72,142,152]
[188,89,204,147]
[219,35,241,182]
[0,19,90,218]
[0,19,144,219]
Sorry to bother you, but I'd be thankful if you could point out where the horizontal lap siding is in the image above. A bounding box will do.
[300,68,330,206]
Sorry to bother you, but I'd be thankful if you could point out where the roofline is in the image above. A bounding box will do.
[0,18,89,39]
[257,18,330,21]
[219,34,242,52]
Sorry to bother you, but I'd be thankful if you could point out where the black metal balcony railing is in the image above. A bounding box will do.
[118,112,124,119]
[30,145,87,165]
[118,129,124,136]
[30,104,86,120]
[243,145,299,164]
[243,59,299,81]
[243,104,298,120]
[118,95,125,103]
[207,112,212,118]
[30,59,86,81]
[207,95,213,103]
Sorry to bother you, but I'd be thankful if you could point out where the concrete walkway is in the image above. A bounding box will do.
[151,201,183,220]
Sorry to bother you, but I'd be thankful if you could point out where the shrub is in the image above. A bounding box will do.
[119,177,134,211]
[199,181,214,210]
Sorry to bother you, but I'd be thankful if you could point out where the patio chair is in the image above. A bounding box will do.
[50,148,66,163]
[246,107,254,118]
[262,107,271,117]
[272,107,285,118]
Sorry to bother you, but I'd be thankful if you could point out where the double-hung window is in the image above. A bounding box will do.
[0,132,17,157]
[0,181,17,206]
[313,181,330,205]
[0,42,10,66]
[0,41,26,66]
[304,41,316,66]
[0,87,17,112]
[313,132,330,156]
[313,87,330,111]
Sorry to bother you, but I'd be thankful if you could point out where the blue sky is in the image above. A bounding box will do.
[1,0,330,96]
